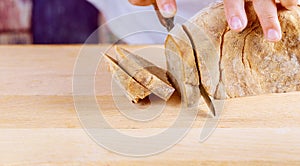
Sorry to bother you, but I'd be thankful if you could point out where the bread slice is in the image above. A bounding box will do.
[104,54,151,103]
[115,47,175,101]
[183,2,226,99]
[165,24,202,107]
[182,2,300,99]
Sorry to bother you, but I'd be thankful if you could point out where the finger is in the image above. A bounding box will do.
[128,0,153,6]
[280,0,298,10]
[253,0,282,42]
[224,0,248,32]
[156,0,177,18]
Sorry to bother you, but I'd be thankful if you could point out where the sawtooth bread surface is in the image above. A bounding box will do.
[104,54,151,103]
[116,47,175,101]
[183,1,300,99]
[165,24,202,107]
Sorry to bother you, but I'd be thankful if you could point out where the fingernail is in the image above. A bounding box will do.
[160,4,176,18]
[267,29,281,41]
[230,16,243,30]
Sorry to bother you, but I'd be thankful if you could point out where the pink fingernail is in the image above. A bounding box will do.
[230,16,243,30]
[267,29,281,41]
[161,4,175,18]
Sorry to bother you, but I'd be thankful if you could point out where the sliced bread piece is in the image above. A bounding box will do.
[115,47,175,101]
[183,2,226,99]
[104,54,151,103]
[165,24,202,108]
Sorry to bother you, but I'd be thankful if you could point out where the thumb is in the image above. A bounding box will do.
[156,0,177,18]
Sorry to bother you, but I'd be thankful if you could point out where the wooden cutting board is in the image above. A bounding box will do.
[0,45,300,165]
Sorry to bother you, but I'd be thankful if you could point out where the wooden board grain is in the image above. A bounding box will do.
[0,45,300,165]
[1,128,300,165]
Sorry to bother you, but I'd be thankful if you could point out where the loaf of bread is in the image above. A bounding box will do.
[107,2,300,106]
[168,1,300,101]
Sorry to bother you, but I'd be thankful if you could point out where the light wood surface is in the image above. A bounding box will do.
[1,45,300,165]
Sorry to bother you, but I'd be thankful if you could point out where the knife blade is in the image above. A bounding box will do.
[152,1,175,31]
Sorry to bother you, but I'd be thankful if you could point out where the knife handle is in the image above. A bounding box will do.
[152,0,159,10]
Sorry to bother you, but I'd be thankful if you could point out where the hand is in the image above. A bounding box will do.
[224,0,299,42]
[128,0,177,18]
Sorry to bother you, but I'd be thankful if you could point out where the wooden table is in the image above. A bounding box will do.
[1,45,300,165]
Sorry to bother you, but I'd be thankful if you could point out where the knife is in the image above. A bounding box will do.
[152,1,175,31]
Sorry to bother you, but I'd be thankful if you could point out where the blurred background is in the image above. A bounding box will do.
[0,0,116,44]
[1,0,212,44]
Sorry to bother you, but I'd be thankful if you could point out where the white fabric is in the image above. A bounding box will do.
[87,0,216,44]
[87,0,300,44]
